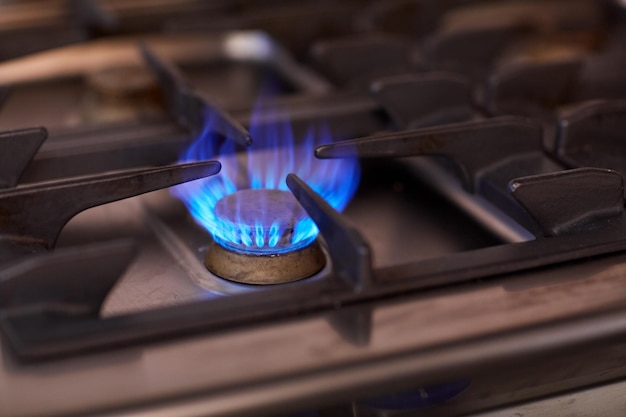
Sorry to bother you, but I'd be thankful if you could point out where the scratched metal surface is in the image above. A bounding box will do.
[469,379,626,417]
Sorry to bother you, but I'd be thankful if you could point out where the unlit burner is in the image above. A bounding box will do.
[205,189,325,284]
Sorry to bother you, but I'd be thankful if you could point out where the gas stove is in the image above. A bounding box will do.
[2,1,626,416]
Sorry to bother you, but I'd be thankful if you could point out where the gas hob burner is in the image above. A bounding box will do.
[204,189,326,284]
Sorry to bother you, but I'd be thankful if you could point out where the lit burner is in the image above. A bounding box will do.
[173,100,360,284]
[204,189,325,284]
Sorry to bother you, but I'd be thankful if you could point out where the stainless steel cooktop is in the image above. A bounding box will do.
[2,1,626,417]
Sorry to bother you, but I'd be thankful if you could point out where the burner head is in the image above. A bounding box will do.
[213,189,309,251]
[205,189,326,284]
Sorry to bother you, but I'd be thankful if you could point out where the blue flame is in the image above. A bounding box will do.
[172,105,360,254]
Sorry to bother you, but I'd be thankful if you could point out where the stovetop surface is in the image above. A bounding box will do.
[2,1,626,417]
[72,160,495,316]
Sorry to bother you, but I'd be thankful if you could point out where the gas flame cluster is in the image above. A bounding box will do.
[173,104,360,253]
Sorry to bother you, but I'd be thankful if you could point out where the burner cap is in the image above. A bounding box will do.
[213,188,309,252]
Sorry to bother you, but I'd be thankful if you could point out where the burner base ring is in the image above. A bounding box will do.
[204,239,326,284]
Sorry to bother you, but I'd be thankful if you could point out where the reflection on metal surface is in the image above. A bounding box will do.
[472,379,626,417]
[223,31,275,62]
[356,379,471,415]
[401,159,535,243]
